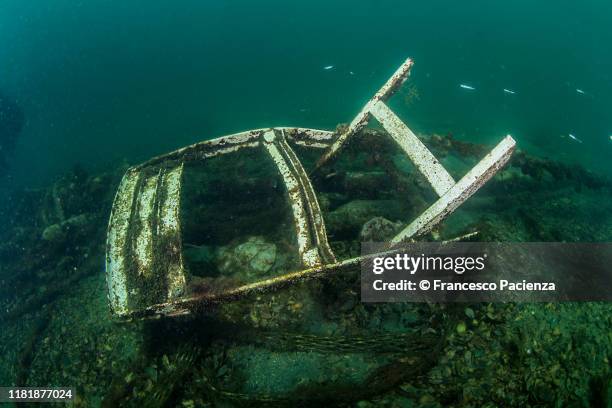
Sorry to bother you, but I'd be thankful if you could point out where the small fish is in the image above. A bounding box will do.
[349,71,355,75]
[459,84,475,90]
[503,88,516,94]
[323,65,334,70]
[609,135,612,141]
[576,88,586,95]
[568,134,583,143]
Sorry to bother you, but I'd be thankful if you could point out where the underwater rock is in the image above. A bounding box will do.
[64,214,89,229]
[217,236,278,279]
[41,214,92,243]
[41,223,65,243]
[318,192,349,212]
[427,133,487,160]
[359,217,403,242]
[38,168,114,227]
[326,200,406,240]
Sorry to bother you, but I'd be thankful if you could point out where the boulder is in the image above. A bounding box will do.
[217,236,278,280]
[326,200,406,240]
[359,217,403,242]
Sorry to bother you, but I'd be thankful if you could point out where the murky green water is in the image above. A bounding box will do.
[1,0,611,185]
[0,1,611,407]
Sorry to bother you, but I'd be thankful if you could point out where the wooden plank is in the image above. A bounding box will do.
[316,58,414,169]
[263,130,322,267]
[105,169,140,316]
[392,135,516,243]
[370,100,455,196]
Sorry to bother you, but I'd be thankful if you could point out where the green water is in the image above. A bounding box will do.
[0,2,611,407]
[1,0,611,186]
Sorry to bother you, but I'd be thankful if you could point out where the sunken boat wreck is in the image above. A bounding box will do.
[105,59,515,319]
